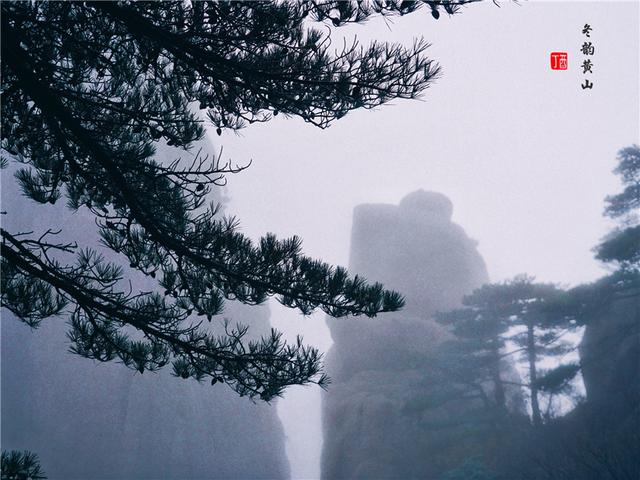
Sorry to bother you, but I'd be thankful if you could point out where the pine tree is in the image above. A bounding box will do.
[1,1,482,400]
[557,145,640,325]
[1,450,46,480]
[435,285,514,413]
[596,144,639,271]
[437,276,579,426]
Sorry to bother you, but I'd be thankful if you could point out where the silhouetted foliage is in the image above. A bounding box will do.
[437,276,580,426]
[542,145,639,362]
[1,0,483,401]
[596,145,640,270]
[443,146,640,479]
[602,145,639,222]
[1,450,46,480]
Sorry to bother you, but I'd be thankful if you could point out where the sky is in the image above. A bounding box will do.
[207,1,639,478]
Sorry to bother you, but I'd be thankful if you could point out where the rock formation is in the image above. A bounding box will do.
[1,140,290,479]
[321,190,491,479]
[579,294,639,417]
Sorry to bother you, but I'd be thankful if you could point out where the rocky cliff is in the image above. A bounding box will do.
[321,190,491,479]
[1,141,290,479]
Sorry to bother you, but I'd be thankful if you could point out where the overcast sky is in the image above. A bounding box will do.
[208,2,639,477]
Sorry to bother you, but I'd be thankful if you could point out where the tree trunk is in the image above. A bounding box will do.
[491,349,506,410]
[527,322,542,426]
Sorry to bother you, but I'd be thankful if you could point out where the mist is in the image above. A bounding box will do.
[1,1,638,479]
[214,2,638,477]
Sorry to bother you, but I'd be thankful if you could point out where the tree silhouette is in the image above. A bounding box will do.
[437,276,579,426]
[1,1,482,400]
[553,145,640,328]
[596,144,639,270]
[1,450,46,480]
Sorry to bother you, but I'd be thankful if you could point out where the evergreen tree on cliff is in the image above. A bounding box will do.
[437,277,579,426]
[1,0,481,401]
[501,146,640,480]
[596,144,639,272]
[557,145,639,326]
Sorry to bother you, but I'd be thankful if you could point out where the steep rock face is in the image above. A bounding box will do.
[116,300,290,480]
[1,141,290,479]
[575,292,640,479]
[579,294,639,418]
[502,294,640,480]
[321,190,490,480]
[2,305,289,480]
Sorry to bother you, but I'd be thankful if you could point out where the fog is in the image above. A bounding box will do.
[2,1,638,479]
[212,2,638,477]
